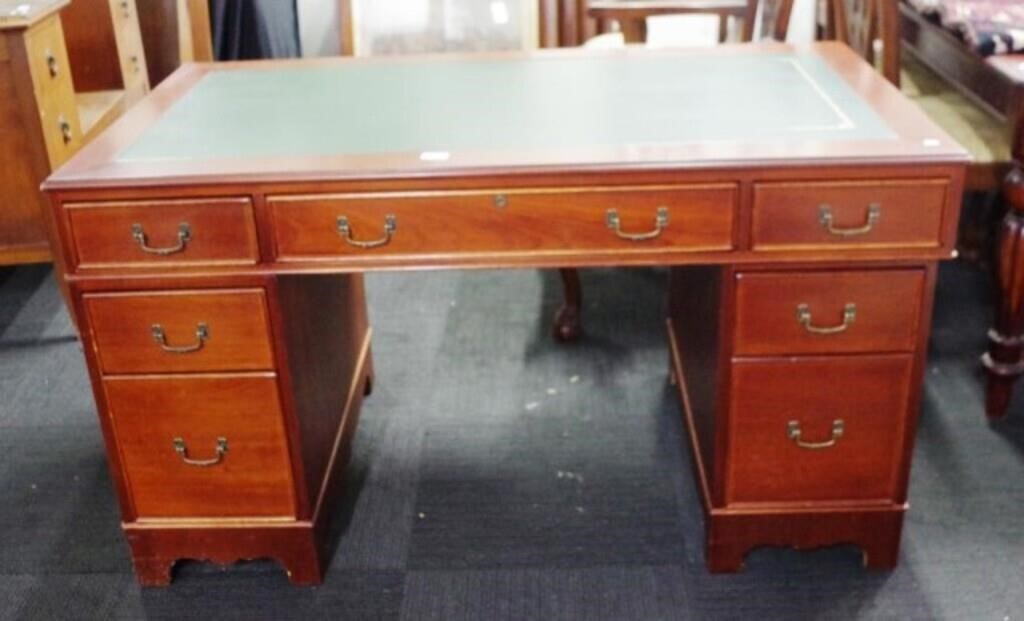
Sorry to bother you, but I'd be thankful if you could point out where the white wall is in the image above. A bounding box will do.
[786,0,817,44]
[297,0,341,57]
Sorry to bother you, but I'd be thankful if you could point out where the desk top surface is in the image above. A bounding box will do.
[46,42,968,190]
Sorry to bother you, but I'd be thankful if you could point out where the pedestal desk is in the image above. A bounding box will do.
[43,42,968,585]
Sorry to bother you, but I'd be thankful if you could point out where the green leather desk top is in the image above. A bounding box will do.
[120,52,894,162]
[45,43,969,188]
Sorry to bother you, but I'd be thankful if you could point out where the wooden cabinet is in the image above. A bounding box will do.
[668,263,937,571]
[0,0,150,265]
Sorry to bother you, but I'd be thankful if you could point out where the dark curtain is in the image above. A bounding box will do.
[208,0,302,60]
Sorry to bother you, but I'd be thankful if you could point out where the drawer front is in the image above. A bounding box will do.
[733,269,925,356]
[269,185,737,260]
[66,198,259,269]
[751,180,948,251]
[105,375,296,519]
[85,289,276,374]
[23,14,81,167]
[726,355,913,505]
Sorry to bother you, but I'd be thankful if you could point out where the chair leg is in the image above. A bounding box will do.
[553,268,582,342]
[984,166,1024,419]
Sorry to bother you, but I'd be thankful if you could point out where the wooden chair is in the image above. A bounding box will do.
[551,0,793,341]
[826,0,1024,419]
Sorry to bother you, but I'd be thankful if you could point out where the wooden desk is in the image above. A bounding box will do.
[43,42,967,585]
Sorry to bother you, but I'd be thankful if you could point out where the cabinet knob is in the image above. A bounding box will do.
[45,50,58,77]
[58,116,72,144]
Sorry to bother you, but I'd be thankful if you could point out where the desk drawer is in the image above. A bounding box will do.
[726,355,912,505]
[269,186,737,260]
[751,180,948,251]
[84,289,276,374]
[66,198,259,269]
[23,14,81,167]
[104,375,296,519]
[733,269,925,356]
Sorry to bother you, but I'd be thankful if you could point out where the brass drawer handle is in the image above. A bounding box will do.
[151,322,209,354]
[336,214,396,249]
[606,207,669,241]
[787,419,844,450]
[173,437,228,467]
[58,116,72,144]
[131,222,191,255]
[818,203,880,237]
[45,50,58,77]
[797,303,856,335]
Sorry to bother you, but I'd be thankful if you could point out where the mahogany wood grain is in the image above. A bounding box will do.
[125,521,322,586]
[733,268,924,355]
[272,274,371,520]
[66,197,259,269]
[0,30,53,262]
[726,354,914,504]
[751,179,949,251]
[705,505,905,572]
[668,266,729,507]
[103,374,297,519]
[269,185,737,260]
[83,288,275,374]
[60,0,122,92]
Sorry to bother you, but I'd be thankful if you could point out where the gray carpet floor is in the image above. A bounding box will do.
[0,261,1022,620]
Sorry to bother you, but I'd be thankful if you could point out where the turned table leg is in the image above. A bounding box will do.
[984,166,1024,419]
[553,268,583,342]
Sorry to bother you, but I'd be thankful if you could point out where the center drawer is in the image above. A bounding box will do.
[104,375,296,519]
[268,185,737,260]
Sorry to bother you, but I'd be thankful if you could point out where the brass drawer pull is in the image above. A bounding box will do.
[336,214,396,249]
[606,207,669,241]
[151,322,209,354]
[45,50,58,77]
[787,419,844,450]
[797,303,856,335]
[131,222,191,255]
[818,203,880,237]
[173,437,228,467]
[58,116,72,144]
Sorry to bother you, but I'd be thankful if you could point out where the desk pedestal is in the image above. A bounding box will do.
[668,265,933,570]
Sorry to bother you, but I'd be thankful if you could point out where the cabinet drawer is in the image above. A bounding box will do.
[733,269,925,356]
[269,185,737,260]
[23,14,81,167]
[726,355,913,505]
[85,289,275,374]
[751,180,948,251]
[66,198,259,269]
[104,375,296,519]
